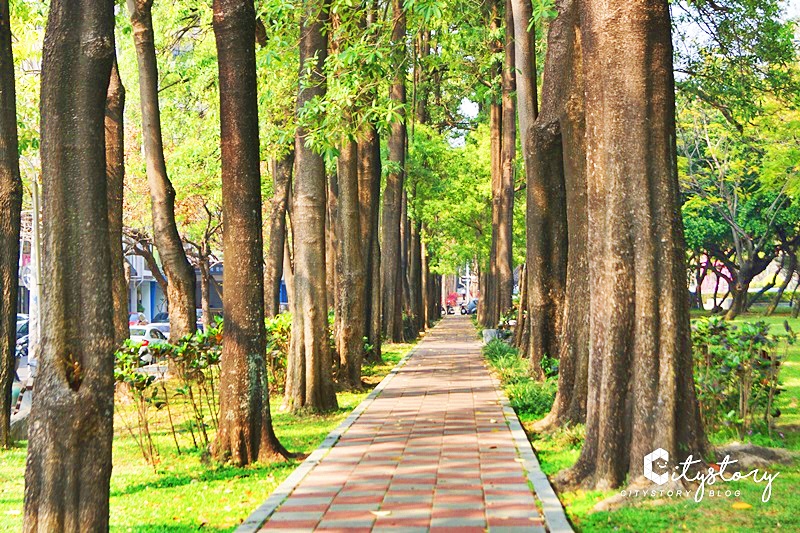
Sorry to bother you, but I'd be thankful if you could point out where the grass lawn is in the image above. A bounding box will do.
[0,341,415,532]
[488,310,800,532]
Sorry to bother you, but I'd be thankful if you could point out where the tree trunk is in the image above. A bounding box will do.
[358,126,382,362]
[212,0,287,464]
[265,152,293,317]
[497,0,516,318]
[335,139,366,390]
[127,0,196,340]
[0,0,23,448]
[23,1,116,528]
[484,97,502,329]
[285,0,338,412]
[106,59,129,346]
[532,0,589,429]
[560,0,705,490]
[513,264,529,351]
[408,217,423,333]
[198,257,212,331]
[512,0,567,379]
[766,253,796,316]
[381,0,407,343]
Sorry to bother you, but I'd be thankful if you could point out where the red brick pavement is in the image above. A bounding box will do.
[260,316,548,532]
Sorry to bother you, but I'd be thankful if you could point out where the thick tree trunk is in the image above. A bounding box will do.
[285,0,338,412]
[335,139,366,390]
[512,0,567,379]
[381,0,407,343]
[265,152,293,317]
[23,1,116,528]
[560,0,705,489]
[212,0,287,464]
[525,118,567,378]
[106,59,129,346]
[533,0,589,429]
[0,0,23,448]
[127,0,196,340]
[497,0,516,318]
[358,126,382,362]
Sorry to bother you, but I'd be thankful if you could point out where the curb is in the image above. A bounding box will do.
[490,372,574,533]
[235,339,424,533]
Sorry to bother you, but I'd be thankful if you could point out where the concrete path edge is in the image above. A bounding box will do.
[489,372,574,532]
[235,341,422,533]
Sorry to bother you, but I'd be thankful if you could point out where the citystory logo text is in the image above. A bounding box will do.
[618,448,780,503]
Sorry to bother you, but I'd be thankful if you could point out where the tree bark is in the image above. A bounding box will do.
[265,152,293,317]
[497,0,516,317]
[560,0,705,489]
[335,139,366,389]
[285,0,338,412]
[358,126,382,362]
[198,256,212,330]
[23,1,116,527]
[532,0,589,429]
[127,0,196,340]
[0,0,23,448]
[512,0,567,379]
[485,94,502,328]
[106,59,129,346]
[212,0,287,464]
[381,0,407,343]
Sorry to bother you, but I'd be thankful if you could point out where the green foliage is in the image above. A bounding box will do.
[483,339,556,417]
[692,317,792,438]
[506,379,557,417]
[266,313,292,393]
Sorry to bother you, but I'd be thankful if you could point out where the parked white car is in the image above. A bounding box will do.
[129,325,168,364]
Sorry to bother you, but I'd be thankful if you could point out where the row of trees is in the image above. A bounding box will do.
[515,0,800,490]
[0,0,526,526]
[0,0,797,527]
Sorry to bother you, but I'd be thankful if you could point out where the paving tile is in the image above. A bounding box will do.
[257,317,560,532]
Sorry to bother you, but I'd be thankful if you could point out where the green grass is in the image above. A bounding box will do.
[484,313,800,533]
[0,342,413,532]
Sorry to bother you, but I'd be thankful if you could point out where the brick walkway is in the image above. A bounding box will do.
[249,316,570,532]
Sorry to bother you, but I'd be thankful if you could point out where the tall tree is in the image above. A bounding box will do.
[265,152,293,317]
[559,0,704,489]
[358,125,382,362]
[335,137,366,389]
[496,0,516,317]
[381,0,407,342]
[0,0,23,448]
[515,0,567,378]
[358,0,383,360]
[127,0,197,340]
[285,0,338,412]
[529,0,589,429]
[106,59,129,346]
[212,0,288,464]
[23,0,116,527]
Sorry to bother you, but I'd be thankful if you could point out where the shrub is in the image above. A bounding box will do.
[506,379,557,417]
[265,313,292,393]
[692,317,792,439]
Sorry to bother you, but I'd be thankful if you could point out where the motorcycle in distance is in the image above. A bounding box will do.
[14,335,27,381]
